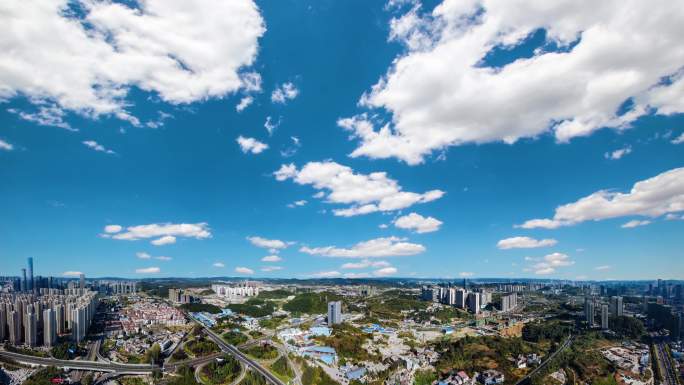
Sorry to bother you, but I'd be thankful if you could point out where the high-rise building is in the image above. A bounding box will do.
[79,274,85,289]
[0,306,6,341]
[72,307,86,343]
[168,288,181,303]
[467,292,480,314]
[584,297,595,327]
[327,301,342,325]
[55,304,65,335]
[8,310,21,345]
[447,288,456,305]
[611,296,623,317]
[21,269,27,292]
[24,310,37,347]
[601,304,609,330]
[501,293,518,312]
[43,309,56,347]
[455,289,467,309]
[28,257,34,292]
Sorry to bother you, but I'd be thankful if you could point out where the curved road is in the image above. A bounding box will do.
[514,334,574,385]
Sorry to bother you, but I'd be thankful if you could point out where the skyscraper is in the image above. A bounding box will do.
[0,306,6,341]
[501,293,518,312]
[21,269,27,292]
[584,297,595,327]
[8,310,21,345]
[28,257,34,292]
[55,304,65,335]
[455,289,467,309]
[467,292,480,314]
[79,273,85,289]
[24,310,37,347]
[327,301,342,325]
[611,296,623,317]
[43,309,56,347]
[601,304,609,330]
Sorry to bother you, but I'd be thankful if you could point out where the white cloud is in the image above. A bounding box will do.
[261,255,282,262]
[524,252,575,275]
[83,140,115,155]
[374,267,398,276]
[8,106,75,131]
[671,133,684,144]
[264,116,281,136]
[300,236,425,258]
[393,212,442,233]
[665,213,684,221]
[136,267,160,274]
[155,256,172,261]
[0,139,14,151]
[261,266,283,272]
[281,136,301,158]
[287,200,308,208]
[595,265,612,271]
[459,272,474,277]
[497,236,558,250]
[621,219,651,228]
[379,224,389,229]
[247,236,291,251]
[340,0,684,164]
[237,136,268,154]
[136,252,151,260]
[341,260,391,269]
[519,167,684,228]
[102,222,211,245]
[309,271,341,278]
[604,146,632,160]
[271,82,299,104]
[236,96,254,112]
[343,272,371,279]
[0,0,265,123]
[151,235,176,246]
[213,262,225,268]
[274,161,444,216]
[62,271,83,277]
[104,225,122,233]
[235,267,254,275]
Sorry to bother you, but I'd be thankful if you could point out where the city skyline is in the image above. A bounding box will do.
[1,0,684,280]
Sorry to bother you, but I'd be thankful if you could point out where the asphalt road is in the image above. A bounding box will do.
[514,334,574,385]
[0,350,158,374]
[655,342,678,385]
[196,322,286,385]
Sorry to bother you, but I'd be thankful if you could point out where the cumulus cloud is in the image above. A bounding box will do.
[0,0,265,123]
[101,222,211,246]
[309,271,341,278]
[0,139,14,151]
[235,267,254,275]
[459,272,474,277]
[213,262,225,268]
[8,106,75,131]
[343,272,371,279]
[621,219,651,228]
[83,140,115,155]
[672,133,684,144]
[155,256,172,261]
[104,225,122,233]
[261,255,282,262]
[274,161,444,216]
[393,212,442,233]
[374,267,398,276]
[264,116,281,136]
[261,266,283,272]
[524,252,575,275]
[287,200,308,208]
[136,252,151,260]
[497,236,558,250]
[595,265,612,271]
[247,236,291,251]
[340,0,684,164]
[300,236,425,258]
[519,167,684,228]
[341,260,391,269]
[62,271,83,277]
[271,82,299,104]
[604,146,632,160]
[136,267,160,274]
[236,96,254,112]
[237,136,268,154]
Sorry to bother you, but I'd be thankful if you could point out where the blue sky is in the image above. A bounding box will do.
[1,0,683,280]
